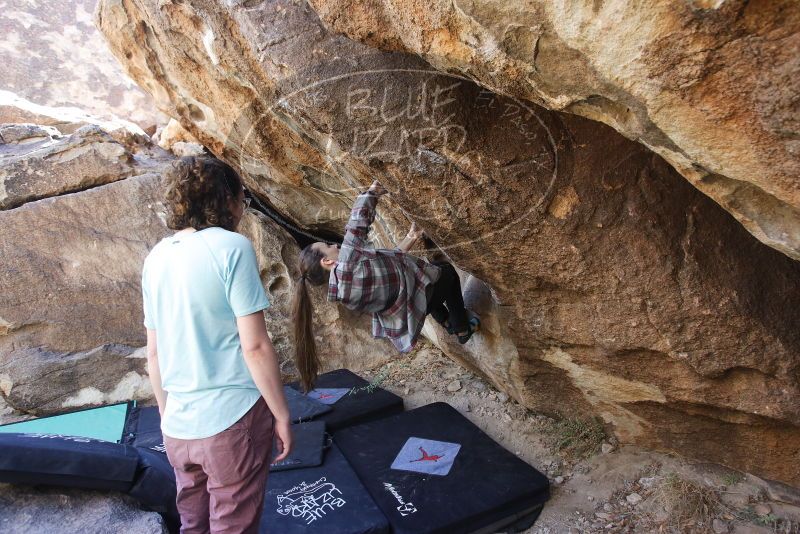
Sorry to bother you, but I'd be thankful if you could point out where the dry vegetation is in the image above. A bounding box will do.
[644,472,722,532]
[546,416,607,461]
[638,471,799,534]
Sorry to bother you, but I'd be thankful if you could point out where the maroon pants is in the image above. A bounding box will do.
[163,399,274,534]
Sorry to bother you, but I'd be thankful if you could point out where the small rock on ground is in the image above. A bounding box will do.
[470,380,486,392]
[446,379,462,392]
[626,492,642,505]
[638,476,656,488]
[712,518,729,533]
[753,503,771,516]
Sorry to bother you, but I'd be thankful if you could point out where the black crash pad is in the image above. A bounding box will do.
[270,421,327,472]
[260,443,389,534]
[129,446,180,530]
[124,405,328,474]
[334,402,550,534]
[0,432,140,492]
[289,369,403,432]
[123,405,165,451]
[284,386,333,423]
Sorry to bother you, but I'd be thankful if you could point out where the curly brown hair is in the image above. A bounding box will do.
[164,156,243,231]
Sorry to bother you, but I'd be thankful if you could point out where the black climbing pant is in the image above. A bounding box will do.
[426,262,470,334]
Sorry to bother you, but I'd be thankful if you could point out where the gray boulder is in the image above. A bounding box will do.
[0,484,168,534]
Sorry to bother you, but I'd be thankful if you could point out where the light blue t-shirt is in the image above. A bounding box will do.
[141,227,270,440]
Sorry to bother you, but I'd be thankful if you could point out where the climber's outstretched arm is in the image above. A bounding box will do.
[343,181,386,248]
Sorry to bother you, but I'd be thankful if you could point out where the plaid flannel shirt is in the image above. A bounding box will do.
[327,191,441,352]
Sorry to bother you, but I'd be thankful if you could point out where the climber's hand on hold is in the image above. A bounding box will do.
[369,180,388,196]
[407,222,424,241]
[396,221,424,253]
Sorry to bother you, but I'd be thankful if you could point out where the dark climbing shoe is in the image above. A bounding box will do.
[457,316,481,344]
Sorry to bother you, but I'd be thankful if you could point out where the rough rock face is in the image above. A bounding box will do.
[0,484,168,534]
[96,0,800,486]
[307,0,800,261]
[0,141,172,414]
[0,123,152,210]
[0,113,391,417]
[0,110,174,417]
[154,118,200,151]
[0,0,164,129]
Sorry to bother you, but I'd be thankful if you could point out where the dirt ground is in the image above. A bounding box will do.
[365,342,800,534]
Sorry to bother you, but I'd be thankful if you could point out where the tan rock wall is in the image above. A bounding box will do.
[0,173,169,413]
[0,124,139,210]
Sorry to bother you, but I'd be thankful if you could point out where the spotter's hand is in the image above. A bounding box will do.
[271,418,293,464]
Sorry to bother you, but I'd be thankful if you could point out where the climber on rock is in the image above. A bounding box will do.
[292,180,480,391]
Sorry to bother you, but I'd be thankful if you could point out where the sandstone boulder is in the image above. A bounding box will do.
[155,118,200,152]
[96,0,800,485]
[0,123,155,210]
[0,123,61,144]
[0,171,171,416]
[1,345,152,415]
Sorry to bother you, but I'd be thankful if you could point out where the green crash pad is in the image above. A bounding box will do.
[0,402,132,443]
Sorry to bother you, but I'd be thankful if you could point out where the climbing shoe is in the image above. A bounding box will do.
[457,316,481,344]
